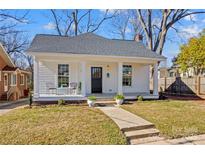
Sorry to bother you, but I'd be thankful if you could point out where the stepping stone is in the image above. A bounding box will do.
[125,128,160,140]
[146,140,170,145]
[130,136,165,145]
[121,124,155,132]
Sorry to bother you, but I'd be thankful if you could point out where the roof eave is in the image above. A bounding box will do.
[27,51,166,62]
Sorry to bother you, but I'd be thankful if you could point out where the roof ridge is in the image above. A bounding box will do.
[36,34,70,37]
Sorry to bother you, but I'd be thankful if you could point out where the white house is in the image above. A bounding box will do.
[27,33,166,103]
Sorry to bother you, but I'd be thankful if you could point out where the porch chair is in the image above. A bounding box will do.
[69,82,78,95]
[46,82,57,94]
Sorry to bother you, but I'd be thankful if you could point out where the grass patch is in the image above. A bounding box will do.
[0,105,127,144]
[122,100,205,139]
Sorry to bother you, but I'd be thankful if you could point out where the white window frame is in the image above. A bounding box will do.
[10,73,17,86]
[58,64,69,88]
[122,65,132,87]
[20,74,24,85]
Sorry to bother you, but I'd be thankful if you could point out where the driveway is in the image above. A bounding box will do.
[0,98,29,115]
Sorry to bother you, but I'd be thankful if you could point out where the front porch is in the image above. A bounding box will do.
[35,92,159,102]
[33,54,160,102]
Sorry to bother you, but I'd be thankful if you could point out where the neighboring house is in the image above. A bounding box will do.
[27,33,166,103]
[0,43,31,101]
[158,66,180,78]
[159,66,205,78]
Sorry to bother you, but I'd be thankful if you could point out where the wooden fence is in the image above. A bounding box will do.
[157,76,205,96]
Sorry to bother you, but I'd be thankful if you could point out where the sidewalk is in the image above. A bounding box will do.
[0,98,29,108]
[145,134,205,145]
[0,98,29,115]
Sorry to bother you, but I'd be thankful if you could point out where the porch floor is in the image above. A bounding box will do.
[35,93,158,102]
[87,93,159,100]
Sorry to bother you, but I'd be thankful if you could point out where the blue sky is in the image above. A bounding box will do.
[10,9,205,67]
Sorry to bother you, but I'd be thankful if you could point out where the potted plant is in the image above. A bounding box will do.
[114,94,125,105]
[137,95,143,101]
[58,99,65,106]
[87,96,96,107]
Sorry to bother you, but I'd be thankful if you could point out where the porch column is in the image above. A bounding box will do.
[118,62,123,94]
[81,61,86,96]
[33,57,39,98]
[153,63,158,95]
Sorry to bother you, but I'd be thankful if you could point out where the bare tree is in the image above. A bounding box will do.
[50,9,118,36]
[0,10,29,36]
[136,9,205,55]
[111,10,144,40]
[111,10,130,40]
[0,10,30,70]
[0,31,29,55]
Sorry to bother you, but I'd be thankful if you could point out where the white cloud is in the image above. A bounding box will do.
[184,14,197,21]
[43,22,56,30]
[179,25,201,39]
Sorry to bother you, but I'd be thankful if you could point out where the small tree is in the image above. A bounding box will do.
[177,35,205,76]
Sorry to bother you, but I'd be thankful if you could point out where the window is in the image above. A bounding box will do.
[20,74,24,85]
[123,65,132,86]
[58,64,69,87]
[11,74,17,86]
[169,72,174,77]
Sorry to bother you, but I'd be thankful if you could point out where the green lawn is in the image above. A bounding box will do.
[122,100,205,139]
[0,105,127,144]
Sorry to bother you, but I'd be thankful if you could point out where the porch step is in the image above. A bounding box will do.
[94,101,116,107]
[95,98,114,101]
[125,128,160,140]
[130,136,165,145]
[121,124,155,132]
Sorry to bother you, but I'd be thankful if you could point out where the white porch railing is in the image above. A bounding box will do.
[44,82,80,96]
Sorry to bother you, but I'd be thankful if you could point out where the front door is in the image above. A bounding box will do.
[4,74,8,92]
[91,67,102,93]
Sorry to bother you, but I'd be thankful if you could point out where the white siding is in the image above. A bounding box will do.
[122,63,150,93]
[38,60,79,94]
[86,62,118,94]
[35,58,150,95]
[86,62,150,94]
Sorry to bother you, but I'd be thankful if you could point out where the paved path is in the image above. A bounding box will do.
[0,98,29,116]
[98,106,154,131]
[98,105,205,145]
[98,106,161,144]
[145,134,205,145]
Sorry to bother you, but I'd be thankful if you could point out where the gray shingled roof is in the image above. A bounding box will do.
[27,33,166,60]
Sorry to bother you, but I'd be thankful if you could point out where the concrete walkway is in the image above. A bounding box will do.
[98,106,205,145]
[0,98,29,115]
[98,106,161,144]
[98,106,154,131]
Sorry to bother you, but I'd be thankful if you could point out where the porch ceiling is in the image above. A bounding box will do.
[36,53,161,64]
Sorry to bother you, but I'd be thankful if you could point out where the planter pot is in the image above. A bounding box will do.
[87,100,95,107]
[116,99,123,105]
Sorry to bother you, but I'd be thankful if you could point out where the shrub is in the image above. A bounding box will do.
[114,94,125,100]
[137,95,143,101]
[87,96,96,101]
[29,91,33,107]
[58,99,66,105]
